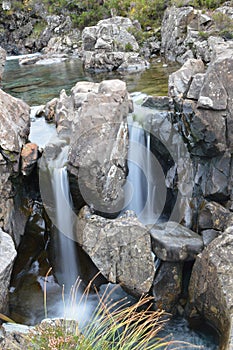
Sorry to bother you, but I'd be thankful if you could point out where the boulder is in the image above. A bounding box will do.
[82,51,148,72]
[150,221,203,262]
[187,73,205,100]
[82,16,139,53]
[187,231,233,349]
[21,143,39,176]
[168,59,205,98]
[0,229,17,313]
[152,261,183,313]
[81,16,149,72]
[76,206,155,296]
[0,89,30,157]
[68,80,130,216]
[198,201,233,232]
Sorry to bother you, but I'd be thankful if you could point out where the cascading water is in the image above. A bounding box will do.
[124,118,163,225]
[48,145,79,290]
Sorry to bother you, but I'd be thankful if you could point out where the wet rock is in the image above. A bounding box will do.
[142,96,170,110]
[152,261,183,313]
[21,143,39,176]
[198,201,233,232]
[68,79,130,215]
[201,229,220,246]
[0,229,17,313]
[76,206,155,296]
[150,221,203,262]
[168,59,205,98]
[187,231,233,349]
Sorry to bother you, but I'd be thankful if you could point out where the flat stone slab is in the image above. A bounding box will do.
[150,221,203,261]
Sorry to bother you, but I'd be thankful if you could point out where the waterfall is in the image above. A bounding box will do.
[124,120,162,225]
[50,145,79,291]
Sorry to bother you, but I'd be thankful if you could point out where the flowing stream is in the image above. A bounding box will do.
[2,57,219,349]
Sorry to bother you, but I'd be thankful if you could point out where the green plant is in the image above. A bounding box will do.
[125,42,134,52]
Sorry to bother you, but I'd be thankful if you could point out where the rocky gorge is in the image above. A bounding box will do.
[0,1,233,349]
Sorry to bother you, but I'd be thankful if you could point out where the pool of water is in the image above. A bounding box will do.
[2,57,179,105]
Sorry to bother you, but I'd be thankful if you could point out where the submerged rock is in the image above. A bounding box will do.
[150,221,203,262]
[76,206,155,296]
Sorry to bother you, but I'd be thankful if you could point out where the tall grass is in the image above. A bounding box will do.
[26,272,204,349]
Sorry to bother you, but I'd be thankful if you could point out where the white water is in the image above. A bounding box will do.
[124,120,163,225]
[50,146,79,291]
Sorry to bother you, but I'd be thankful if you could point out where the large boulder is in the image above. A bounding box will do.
[0,229,17,313]
[187,230,233,349]
[76,206,155,296]
[68,80,130,216]
[150,221,203,262]
[81,16,149,72]
[82,16,139,52]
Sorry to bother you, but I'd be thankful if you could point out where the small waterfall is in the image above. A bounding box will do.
[124,120,162,225]
[50,146,79,290]
[125,121,146,216]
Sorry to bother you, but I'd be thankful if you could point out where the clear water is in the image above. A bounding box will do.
[4,57,219,349]
[2,57,179,105]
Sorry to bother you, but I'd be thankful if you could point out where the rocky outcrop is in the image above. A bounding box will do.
[0,47,6,83]
[76,206,155,296]
[0,89,30,244]
[68,79,130,216]
[0,229,17,314]
[81,16,148,72]
[160,5,233,64]
[187,231,233,349]
[82,16,139,52]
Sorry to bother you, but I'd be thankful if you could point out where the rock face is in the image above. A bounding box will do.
[0,47,6,82]
[187,231,233,349]
[160,5,233,64]
[76,206,155,296]
[0,89,30,244]
[151,222,203,262]
[67,79,130,216]
[21,143,39,176]
[81,16,148,72]
[0,229,17,313]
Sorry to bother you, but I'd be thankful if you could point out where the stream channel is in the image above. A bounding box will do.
[2,57,219,349]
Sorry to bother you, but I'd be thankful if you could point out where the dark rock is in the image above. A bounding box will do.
[152,261,183,313]
[187,231,233,349]
[201,229,220,246]
[142,96,170,110]
[198,201,232,232]
[0,229,17,314]
[150,221,203,262]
